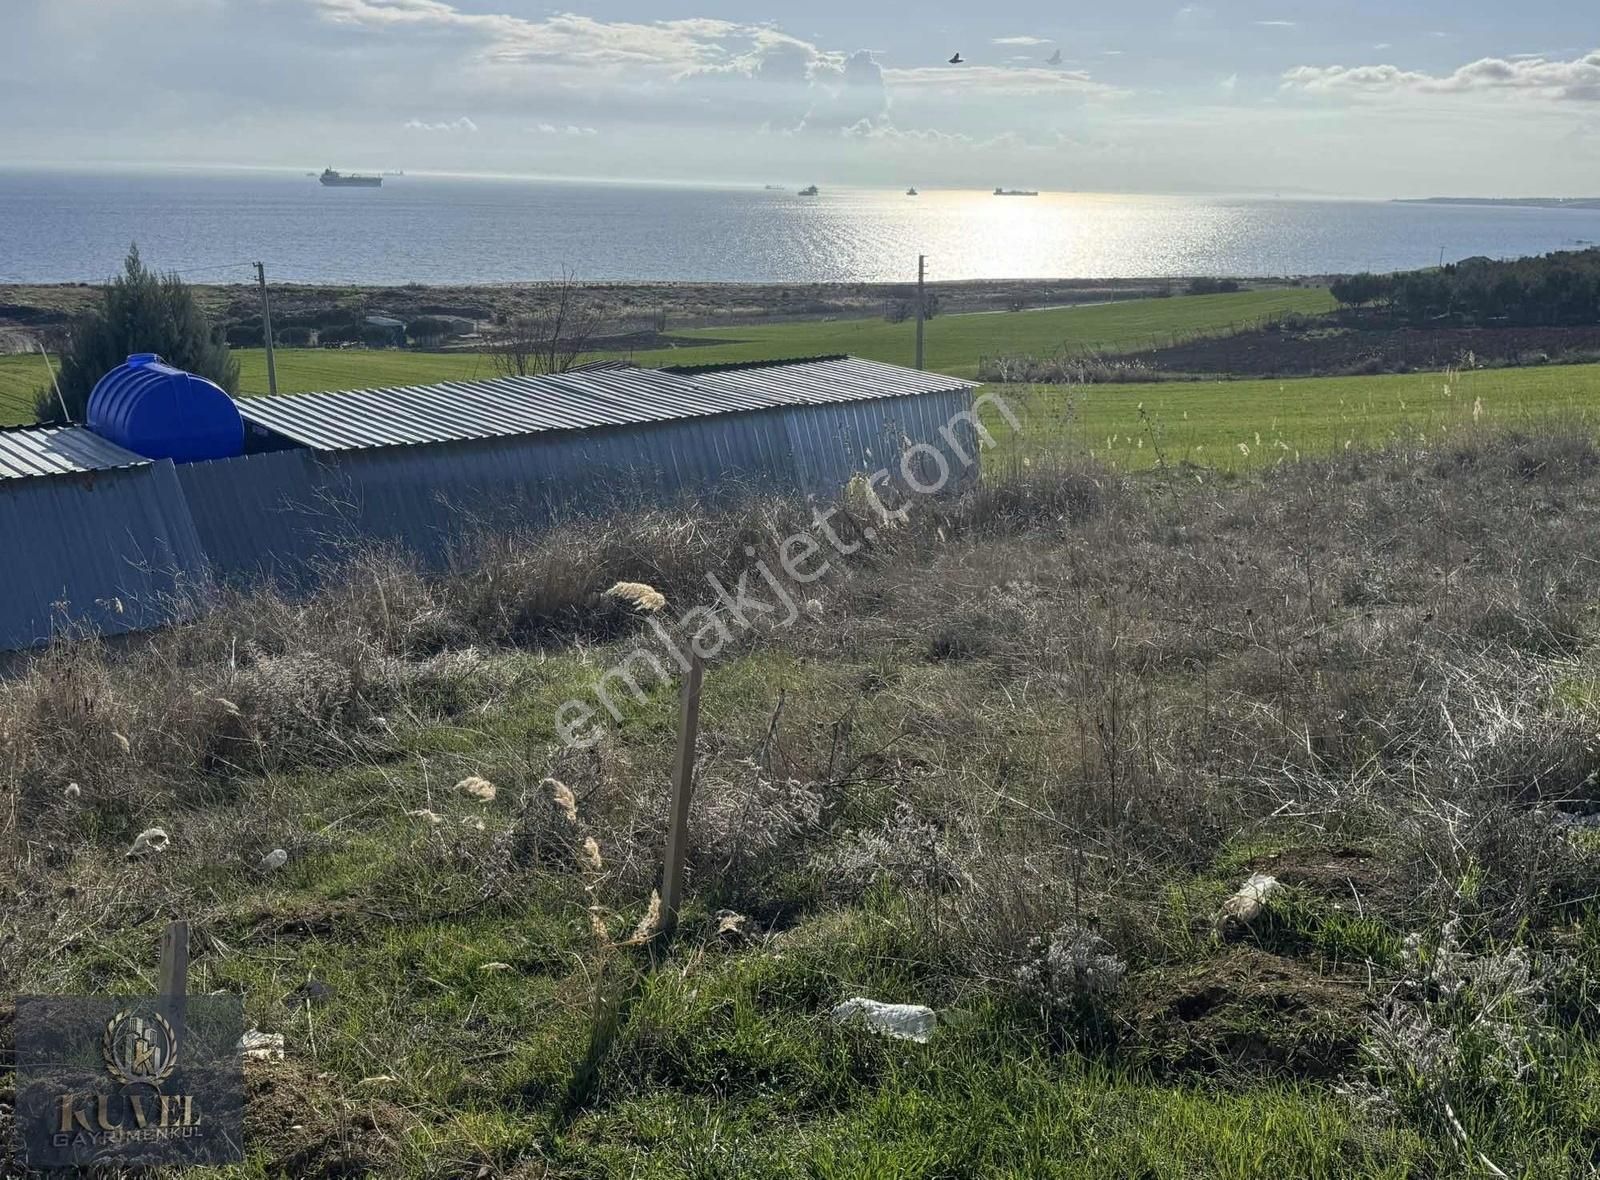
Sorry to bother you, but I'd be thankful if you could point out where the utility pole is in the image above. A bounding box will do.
[915,253,926,371]
[34,339,69,423]
[255,261,278,396]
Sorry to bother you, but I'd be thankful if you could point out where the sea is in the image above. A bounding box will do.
[3,168,1600,286]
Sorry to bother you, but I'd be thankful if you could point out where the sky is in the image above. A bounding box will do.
[2,0,1598,197]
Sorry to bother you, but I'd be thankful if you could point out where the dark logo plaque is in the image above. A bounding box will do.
[14,994,244,1169]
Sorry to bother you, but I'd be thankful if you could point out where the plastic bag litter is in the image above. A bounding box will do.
[829,997,936,1043]
[1216,872,1282,934]
[127,827,170,858]
[238,1029,285,1061]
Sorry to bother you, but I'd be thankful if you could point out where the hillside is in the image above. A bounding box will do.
[5,426,1600,1177]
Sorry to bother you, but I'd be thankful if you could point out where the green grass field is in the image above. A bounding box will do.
[223,287,1329,392]
[990,363,1600,473]
[619,286,1336,376]
[0,353,54,425]
[0,288,1331,425]
[12,287,1600,479]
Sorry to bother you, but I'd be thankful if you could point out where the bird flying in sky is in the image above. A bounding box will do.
[948,52,964,64]
[1046,48,1062,65]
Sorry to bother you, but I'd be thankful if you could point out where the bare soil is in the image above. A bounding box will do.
[1121,947,1369,1079]
[1250,846,1409,924]
[246,1060,408,1178]
[1127,323,1600,377]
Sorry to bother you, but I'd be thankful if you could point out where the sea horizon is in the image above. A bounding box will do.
[3,166,1599,287]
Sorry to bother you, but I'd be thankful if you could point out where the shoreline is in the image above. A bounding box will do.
[0,276,1314,345]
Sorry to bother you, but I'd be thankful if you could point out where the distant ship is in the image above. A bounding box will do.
[320,168,382,188]
[764,184,786,191]
[994,187,1038,196]
[906,187,918,196]
[797,184,819,196]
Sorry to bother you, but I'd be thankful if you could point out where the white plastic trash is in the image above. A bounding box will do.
[830,997,936,1043]
[126,827,170,858]
[237,1029,285,1061]
[1216,872,1282,934]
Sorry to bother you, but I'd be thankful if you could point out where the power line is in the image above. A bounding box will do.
[164,259,257,278]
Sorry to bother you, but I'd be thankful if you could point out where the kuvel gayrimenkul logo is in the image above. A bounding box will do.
[54,1006,203,1145]
[101,1008,180,1087]
[15,993,242,1167]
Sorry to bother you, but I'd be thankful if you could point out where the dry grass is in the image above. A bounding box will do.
[4,427,1600,1176]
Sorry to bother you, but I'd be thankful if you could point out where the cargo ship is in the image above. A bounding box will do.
[993,187,1038,196]
[320,168,382,188]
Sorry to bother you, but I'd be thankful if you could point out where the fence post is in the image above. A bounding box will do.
[158,920,190,1035]
[658,654,704,940]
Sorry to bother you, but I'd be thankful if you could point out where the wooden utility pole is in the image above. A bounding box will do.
[915,254,926,371]
[254,261,279,396]
[658,655,704,939]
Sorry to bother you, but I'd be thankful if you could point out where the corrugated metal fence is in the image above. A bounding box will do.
[2,386,978,647]
[0,460,211,650]
[181,392,977,588]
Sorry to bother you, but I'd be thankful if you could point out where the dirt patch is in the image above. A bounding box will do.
[1120,946,1369,1080]
[1249,845,1409,922]
[246,1060,408,1178]
[237,901,392,943]
[1127,323,1600,377]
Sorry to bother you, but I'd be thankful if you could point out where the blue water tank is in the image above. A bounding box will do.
[87,353,244,462]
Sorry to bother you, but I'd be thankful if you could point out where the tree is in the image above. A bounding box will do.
[884,288,941,324]
[39,244,238,422]
[1330,272,1389,310]
[490,270,608,377]
[406,316,457,347]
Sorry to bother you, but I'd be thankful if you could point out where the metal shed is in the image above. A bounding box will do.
[191,355,978,586]
[0,424,150,481]
[0,356,978,644]
[0,427,211,650]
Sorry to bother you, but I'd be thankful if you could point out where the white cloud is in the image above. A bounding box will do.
[992,35,1050,47]
[310,1,756,74]
[1220,73,1238,92]
[885,64,1116,97]
[1283,48,1600,103]
[404,115,478,131]
[1254,20,1295,27]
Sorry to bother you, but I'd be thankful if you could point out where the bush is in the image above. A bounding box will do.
[1186,277,1242,296]
[41,244,237,421]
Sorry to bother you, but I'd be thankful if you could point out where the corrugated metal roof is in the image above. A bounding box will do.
[237,366,781,452]
[685,356,978,406]
[0,425,149,481]
[236,356,973,454]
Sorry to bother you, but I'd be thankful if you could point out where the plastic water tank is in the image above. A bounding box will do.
[87,353,244,462]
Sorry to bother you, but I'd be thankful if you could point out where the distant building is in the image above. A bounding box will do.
[363,315,407,347]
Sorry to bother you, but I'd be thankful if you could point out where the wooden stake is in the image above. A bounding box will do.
[158,920,190,1034]
[659,654,704,940]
